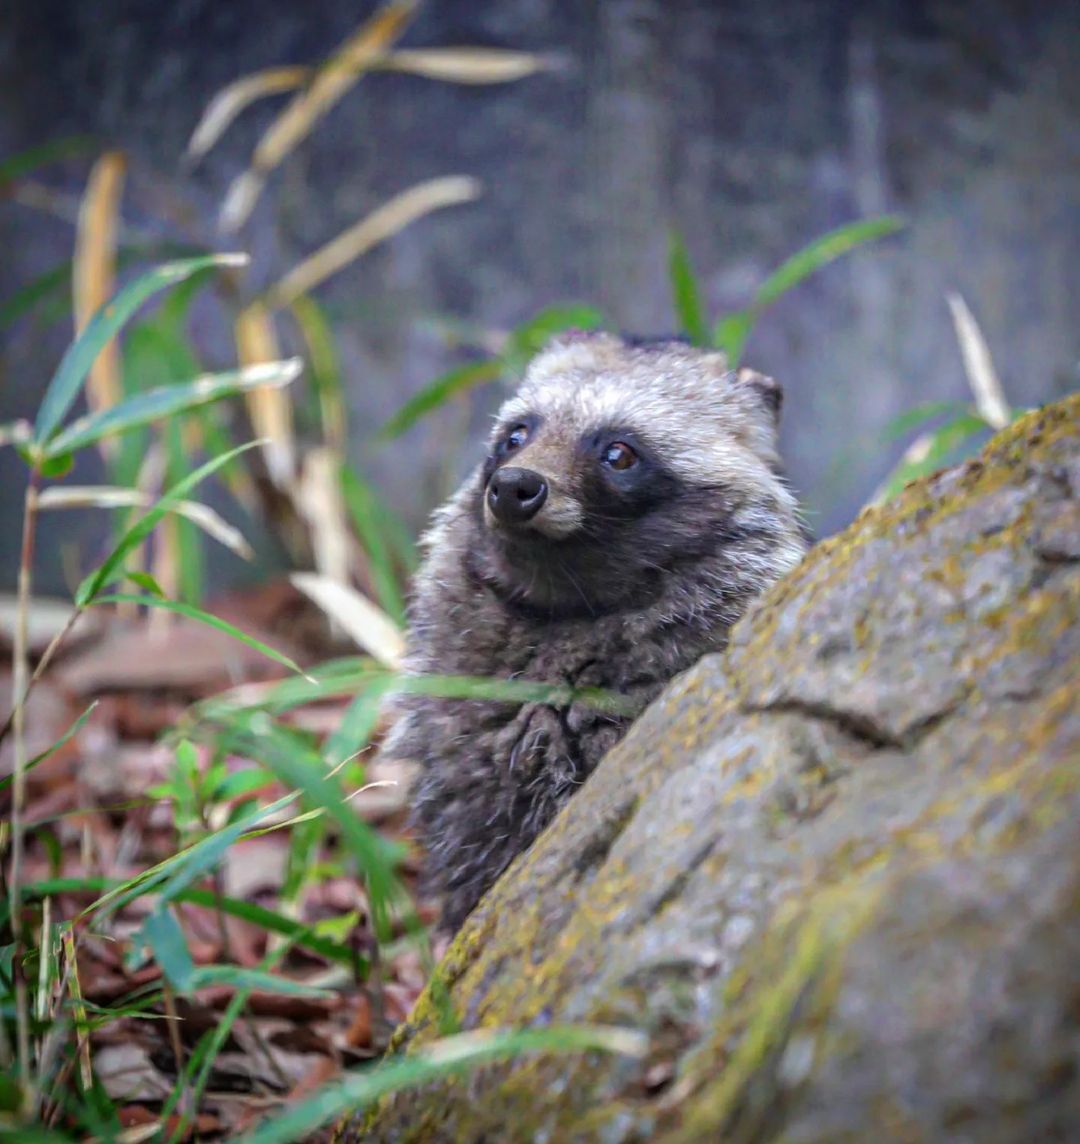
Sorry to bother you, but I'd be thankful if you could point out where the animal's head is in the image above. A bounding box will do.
[466,330,804,616]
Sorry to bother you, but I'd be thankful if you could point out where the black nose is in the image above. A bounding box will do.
[487,467,548,524]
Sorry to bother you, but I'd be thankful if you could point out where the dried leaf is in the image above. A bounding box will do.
[290,572,404,668]
[265,175,481,309]
[220,0,420,231]
[373,46,563,84]
[73,151,127,454]
[37,485,254,559]
[946,292,1010,430]
[297,448,352,619]
[187,66,311,161]
[236,303,296,487]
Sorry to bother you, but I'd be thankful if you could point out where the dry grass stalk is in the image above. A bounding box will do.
[235,303,297,488]
[265,175,481,309]
[220,0,420,231]
[946,292,1010,429]
[72,151,126,455]
[189,46,558,168]
[37,486,254,559]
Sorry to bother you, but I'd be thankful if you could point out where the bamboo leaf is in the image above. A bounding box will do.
[0,703,98,794]
[0,134,99,190]
[289,294,348,452]
[74,440,262,605]
[44,358,301,458]
[89,594,308,678]
[378,358,502,439]
[213,716,403,943]
[711,311,750,364]
[880,400,968,442]
[322,678,396,767]
[752,215,905,309]
[504,304,605,368]
[264,175,481,309]
[187,965,331,997]
[340,465,409,624]
[668,231,709,345]
[33,253,249,450]
[874,412,990,503]
[139,907,195,988]
[89,791,298,918]
[946,292,1010,429]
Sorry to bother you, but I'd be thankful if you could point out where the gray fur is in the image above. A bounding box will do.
[383,332,808,932]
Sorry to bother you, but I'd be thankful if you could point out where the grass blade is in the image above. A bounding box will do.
[322,677,396,767]
[74,440,262,605]
[37,485,253,560]
[711,310,751,364]
[289,293,348,452]
[752,215,904,309]
[378,358,502,439]
[0,243,208,333]
[215,717,402,943]
[89,594,308,677]
[503,304,605,372]
[45,359,301,458]
[33,253,249,449]
[0,703,98,794]
[880,400,968,442]
[236,1024,647,1144]
[264,175,481,309]
[89,792,298,918]
[340,464,409,625]
[668,230,708,345]
[0,134,98,190]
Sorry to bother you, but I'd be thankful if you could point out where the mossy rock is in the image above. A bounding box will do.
[347,396,1080,1142]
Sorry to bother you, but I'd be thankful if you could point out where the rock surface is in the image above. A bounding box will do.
[351,395,1079,1142]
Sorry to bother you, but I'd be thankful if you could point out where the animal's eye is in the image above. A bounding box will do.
[602,442,637,471]
[505,424,529,451]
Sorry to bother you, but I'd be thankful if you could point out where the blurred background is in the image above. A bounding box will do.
[2,0,1077,597]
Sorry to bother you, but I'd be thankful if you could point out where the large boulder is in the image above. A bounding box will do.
[353,395,1079,1142]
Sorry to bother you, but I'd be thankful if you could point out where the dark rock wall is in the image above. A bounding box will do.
[1,0,1077,592]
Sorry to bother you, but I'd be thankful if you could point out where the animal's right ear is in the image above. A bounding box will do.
[734,368,783,423]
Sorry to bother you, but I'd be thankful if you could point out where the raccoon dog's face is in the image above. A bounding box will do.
[469,331,798,617]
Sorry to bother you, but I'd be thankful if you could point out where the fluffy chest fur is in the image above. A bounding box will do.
[382,333,808,932]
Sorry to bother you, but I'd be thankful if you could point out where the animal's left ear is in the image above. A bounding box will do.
[734,367,783,422]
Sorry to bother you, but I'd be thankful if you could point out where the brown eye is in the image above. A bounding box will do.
[603,442,637,470]
[506,424,529,451]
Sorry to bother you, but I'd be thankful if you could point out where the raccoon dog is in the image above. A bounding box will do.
[383,331,807,932]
